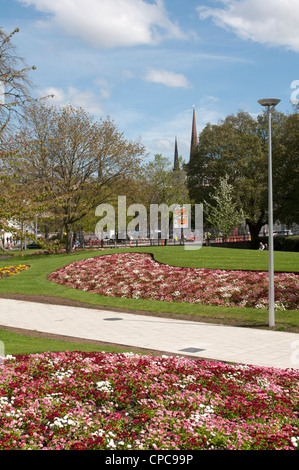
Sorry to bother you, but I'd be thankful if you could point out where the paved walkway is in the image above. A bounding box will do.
[0,298,298,370]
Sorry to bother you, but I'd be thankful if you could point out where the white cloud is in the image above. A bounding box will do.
[144,68,191,88]
[93,79,111,100]
[122,70,135,80]
[198,0,299,53]
[17,0,186,48]
[38,86,105,115]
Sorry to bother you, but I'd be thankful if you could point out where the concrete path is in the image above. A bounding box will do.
[0,298,298,370]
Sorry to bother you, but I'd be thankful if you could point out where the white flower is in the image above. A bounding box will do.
[91,429,105,437]
[0,397,9,406]
[107,439,116,448]
[4,355,16,361]
[48,414,78,429]
[51,368,73,381]
[96,380,112,392]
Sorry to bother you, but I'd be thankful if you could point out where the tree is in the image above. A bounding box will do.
[135,154,190,238]
[0,28,38,138]
[264,111,298,225]
[5,102,146,252]
[204,175,245,241]
[0,27,53,249]
[141,153,190,206]
[186,110,298,244]
[0,139,59,250]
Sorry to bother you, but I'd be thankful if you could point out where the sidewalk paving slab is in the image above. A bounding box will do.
[0,298,298,370]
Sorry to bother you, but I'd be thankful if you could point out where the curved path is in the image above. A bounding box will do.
[0,298,298,370]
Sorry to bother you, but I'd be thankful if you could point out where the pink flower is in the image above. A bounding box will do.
[47,253,298,310]
[0,351,298,450]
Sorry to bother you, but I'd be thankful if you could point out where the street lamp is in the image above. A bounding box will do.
[258,98,280,327]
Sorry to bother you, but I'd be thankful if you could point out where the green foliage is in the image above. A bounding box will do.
[140,153,190,207]
[186,110,299,242]
[271,112,299,225]
[2,102,146,253]
[258,236,299,253]
[204,175,246,239]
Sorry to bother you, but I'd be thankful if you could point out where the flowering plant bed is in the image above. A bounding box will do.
[0,265,29,279]
[48,253,298,310]
[0,351,298,450]
[28,248,104,255]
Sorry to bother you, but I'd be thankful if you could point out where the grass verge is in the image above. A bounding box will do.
[0,328,134,356]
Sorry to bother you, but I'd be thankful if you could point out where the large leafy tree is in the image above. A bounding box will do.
[5,102,146,252]
[261,111,299,226]
[0,27,51,247]
[186,110,298,243]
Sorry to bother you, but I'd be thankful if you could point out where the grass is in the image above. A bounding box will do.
[4,243,299,271]
[0,328,134,356]
[0,246,298,349]
[149,245,299,271]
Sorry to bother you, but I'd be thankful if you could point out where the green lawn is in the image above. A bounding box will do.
[0,328,135,356]
[138,245,299,271]
[0,246,298,336]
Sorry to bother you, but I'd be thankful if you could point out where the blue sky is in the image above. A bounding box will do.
[1,0,298,164]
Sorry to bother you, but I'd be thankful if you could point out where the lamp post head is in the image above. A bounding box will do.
[258,98,281,107]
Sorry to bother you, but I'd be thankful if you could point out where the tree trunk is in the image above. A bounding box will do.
[246,219,264,247]
[65,223,73,254]
[44,224,49,241]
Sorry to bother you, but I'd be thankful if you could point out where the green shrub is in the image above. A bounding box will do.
[258,236,299,252]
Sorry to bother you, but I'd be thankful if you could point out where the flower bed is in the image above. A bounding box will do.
[29,248,101,255]
[48,253,299,310]
[0,265,29,279]
[0,351,298,450]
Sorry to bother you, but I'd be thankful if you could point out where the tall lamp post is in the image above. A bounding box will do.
[258,98,280,327]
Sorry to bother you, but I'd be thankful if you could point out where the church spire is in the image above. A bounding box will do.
[173,136,180,171]
[190,105,197,162]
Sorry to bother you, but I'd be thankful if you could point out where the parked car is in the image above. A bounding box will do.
[273,230,293,237]
[27,242,42,249]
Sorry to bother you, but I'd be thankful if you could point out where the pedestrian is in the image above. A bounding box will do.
[258,242,264,250]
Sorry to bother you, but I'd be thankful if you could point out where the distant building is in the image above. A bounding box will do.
[172,106,198,169]
[173,136,180,171]
[189,105,197,163]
